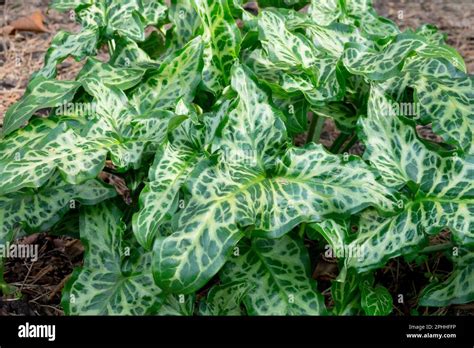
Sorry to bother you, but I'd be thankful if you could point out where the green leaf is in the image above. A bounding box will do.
[133,142,203,250]
[0,124,111,195]
[168,0,202,49]
[109,36,153,67]
[343,33,465,81]
[152,65,397,294]
[346,87,474,272]
[257,0,308,10]
[273,96,309,136]
[142,0,168,26]
[420,251,474,306]
[360,280,393,316]
[0,173,115,246]
[193,0,241,94]
[258,10,318,71]
[220,235,327,315]
[311,102,358,133]
[412,75,474,153]
[50,0,91,12]
[331,269,362,315]
[62,203,164,315]
[107,0,145,41]
[158,293,195,315]
[77,58,145,90]
[308,0,341,26]
[199,281,250,315]
[36,29,99,78]
[309,219,350,252]
[132,36,204,113]
[212,64,287,169]
[2,77,80,136]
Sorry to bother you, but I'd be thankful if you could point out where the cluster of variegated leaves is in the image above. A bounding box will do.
[0,0,472,315]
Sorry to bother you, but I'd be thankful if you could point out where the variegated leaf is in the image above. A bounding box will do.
[0,124,112,195]
[76,2,106,28]
[307,0,341,26]
[152,66,397,294]
[311,102,358,133]
[346,87,474,272]
[168,0,202,50]
[360,280,392,316]
[258,10,318,71]
[198,281,250,315]
[77,58,145,90]
[2,77,80,136]
[419,251,474,306]
[212,64,287,169]
[255,11,344,103]
[0,173,115,246]
[412,75,474,153]
[343,0,399,39]
[0,118,59,161]
[50,0,91,11]
[303,21,367,58]
[142,0,168,26]
[331,269,362,315]
[220,235,327,315]
[309,219,350,252]
[193,0,241,93]
[158,293,195,316]
[36,29,99,78]
[107,0,145,41]
[153,144,398,293]
[62,203,164,315]
[133,142,203,250]
[132,36,204,113]
[415,24,446,45]
[109,36,153,67]
[343,33,465,81]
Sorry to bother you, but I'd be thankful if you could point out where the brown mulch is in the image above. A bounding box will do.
[0,0,83,122]
[375,0,474,73]
[1,233,83,316]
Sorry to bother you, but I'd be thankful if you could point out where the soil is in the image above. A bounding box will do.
[0,0,472,316]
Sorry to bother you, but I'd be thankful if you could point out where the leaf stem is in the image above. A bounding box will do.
[306,114,325,144]
[330,132,351,153]
[298,223,306,238]
[419,243,453,255]
[338,133,358,154]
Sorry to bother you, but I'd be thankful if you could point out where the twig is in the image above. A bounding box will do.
[49,274,71,301]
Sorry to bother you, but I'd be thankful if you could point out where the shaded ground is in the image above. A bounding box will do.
[0,0,472,316]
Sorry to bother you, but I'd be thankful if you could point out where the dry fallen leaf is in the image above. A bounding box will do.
[64,239,84,259]
[0,25,14,35]
[9,10,49,33]
[99,171,133,205]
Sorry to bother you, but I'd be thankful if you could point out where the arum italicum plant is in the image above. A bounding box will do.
[0,0,472,315]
